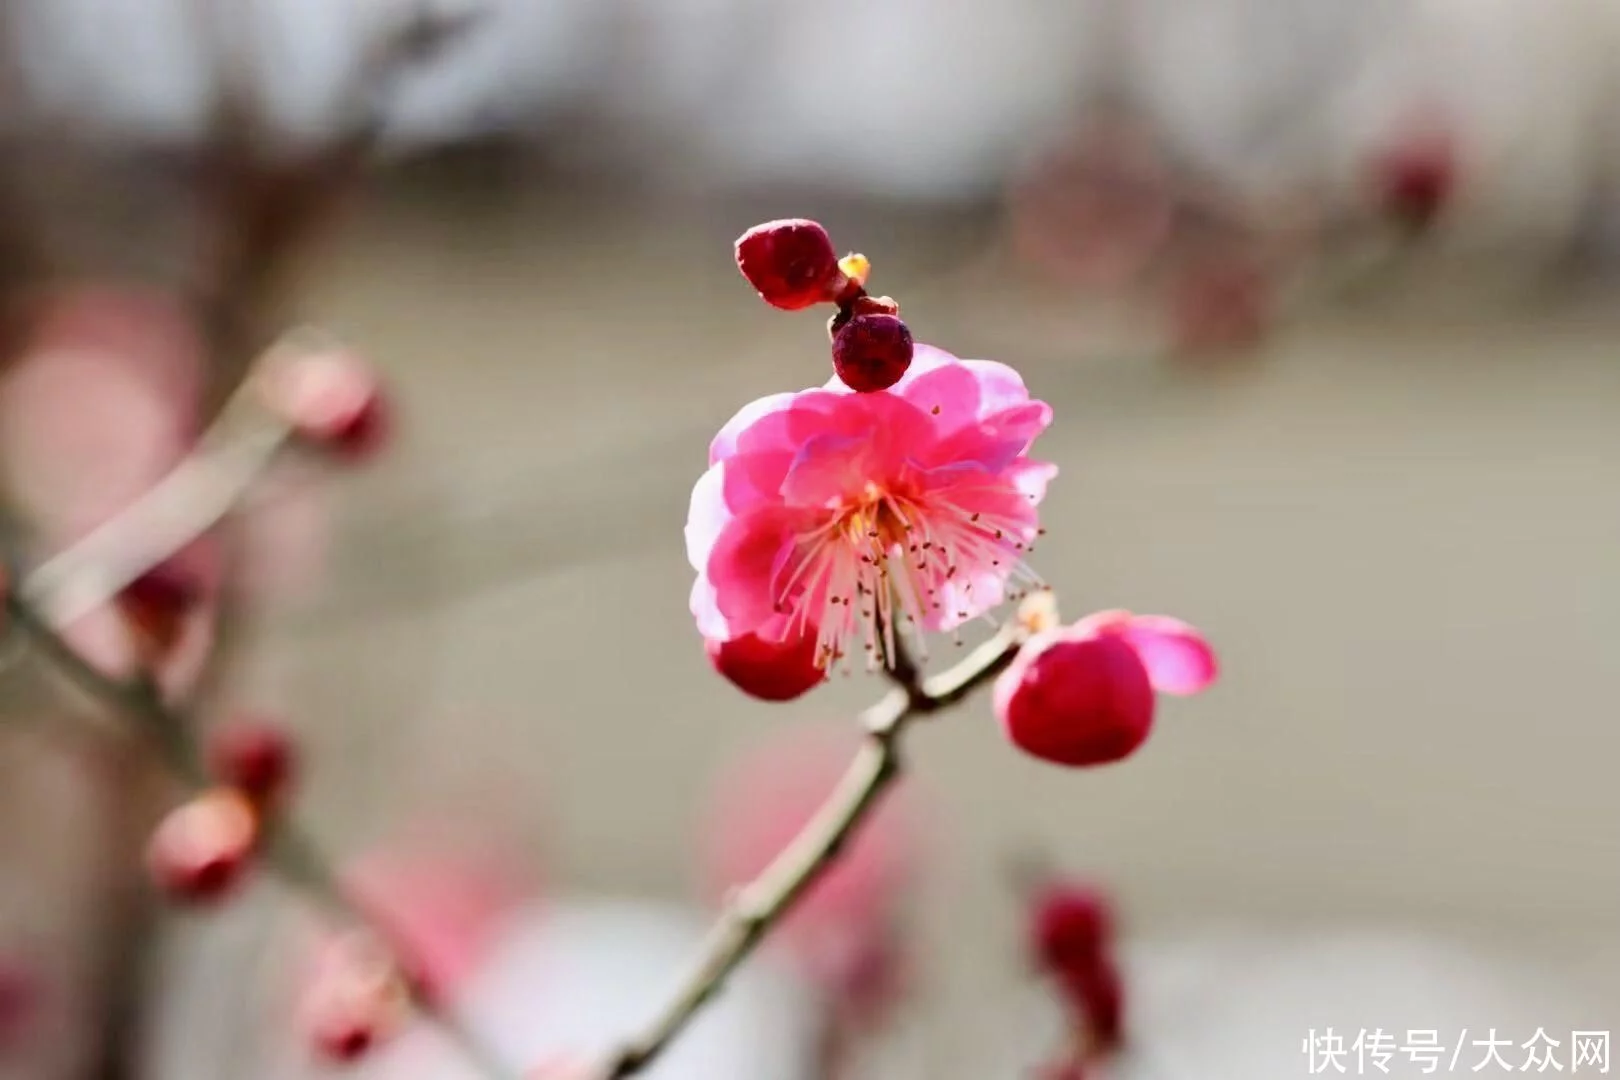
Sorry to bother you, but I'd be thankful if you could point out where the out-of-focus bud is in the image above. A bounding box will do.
[831,313,914,393]
[343,839,535,1007]
[145,788,260,904]
[1030,882,1114,975]
[705,627,826,702]
[258,350,389,461]
[1373,130,1458,232]
[302,931,411,1065]
[205,716,298,808]
[734,219,845,311]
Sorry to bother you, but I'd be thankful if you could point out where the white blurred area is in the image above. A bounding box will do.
[9,0,1620,245]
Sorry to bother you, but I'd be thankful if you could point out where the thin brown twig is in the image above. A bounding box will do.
[1,592,523,1080]
[600,623,1028,1079]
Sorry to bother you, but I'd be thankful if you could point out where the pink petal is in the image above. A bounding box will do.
[922,400,1053,473]
[960,359,1032,415]
[1116,615,1218,696]
[780,432,872,507]
[690,575,729,639]
[714,389,851,464]
[687,451,801,573]
[704,506,818,639]
[727,449,796,505]
[684,465,731,572]
[893,358,983,434]
[1009,459,1060,503]
[890,352,1034,438]
[709,392,796,464]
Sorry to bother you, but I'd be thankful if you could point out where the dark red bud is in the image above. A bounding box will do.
[206,717,298,806]
[705,628,825,702]
[734,219,845,311]
[831,313,913,393]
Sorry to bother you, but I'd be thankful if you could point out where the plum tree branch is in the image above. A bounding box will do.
[0,591,524,1080]
[600,623,1028,1078]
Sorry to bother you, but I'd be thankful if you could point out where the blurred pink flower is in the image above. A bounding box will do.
[687,346,1056,670]
[994,610,1217,767]
[342,837,537,1004]
[0,284,219,692]
[299,930,410,1064]
[1167,253,1272,355]
[700,726,921,1017]
[1007,114,1177,290]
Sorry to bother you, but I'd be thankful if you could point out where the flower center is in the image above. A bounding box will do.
[771,480,1044,673]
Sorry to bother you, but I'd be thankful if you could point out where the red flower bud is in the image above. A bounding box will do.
[302,931,409,1065]
[995,611,1216,767]
[259,350,389,461]
[206,717,298,806]
[146,788,259,904]
[734,219,844,310]
[705,627,825,702]
[1374,130,1457,231]
[1030,883,1115,974]
[994,632,1154,767]
[831,313,913,393]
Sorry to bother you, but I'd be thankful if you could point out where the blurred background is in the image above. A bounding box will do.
[0,0,1617,1077]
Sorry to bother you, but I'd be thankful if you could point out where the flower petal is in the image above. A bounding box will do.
[1116,615,1218,696]
[690,575,729,639]
[780,432,872,507]
[1009,459,1059,504]
[685,464,730,571]
[704,506,820,639]
[923,400,1053,473]
[961,359,1031,414]
[709,392,797,464]
[894,357,983,435]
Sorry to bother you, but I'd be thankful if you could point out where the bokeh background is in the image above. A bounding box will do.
[1,0,1618,1077]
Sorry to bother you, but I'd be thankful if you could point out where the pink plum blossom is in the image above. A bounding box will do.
[1006,113,1177,290]
[994,610,1217,767]
[687,345,1056,670]
[339,838,536,1005]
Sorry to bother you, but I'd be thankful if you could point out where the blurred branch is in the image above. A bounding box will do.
[1,592,523,1080]
[18,355,295,631]
[600,623,1027,1079]
[189,0,483,403]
